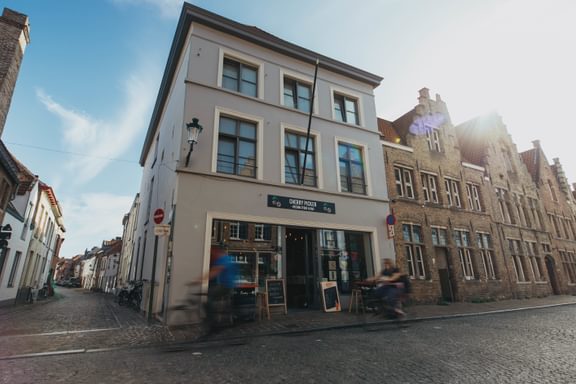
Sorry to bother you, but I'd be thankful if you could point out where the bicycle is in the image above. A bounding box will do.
[169,282,234,340]
[356,283,408,331]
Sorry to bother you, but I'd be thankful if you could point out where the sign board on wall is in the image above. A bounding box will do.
[267,195,335,214]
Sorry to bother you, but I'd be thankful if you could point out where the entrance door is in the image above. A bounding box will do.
[545,256,561,295]
[435,247,455,302]
[285,227,317,308]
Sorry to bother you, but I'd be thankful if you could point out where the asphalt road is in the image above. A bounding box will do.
[2,305,576,384]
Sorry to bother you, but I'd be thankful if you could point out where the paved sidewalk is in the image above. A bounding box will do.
[169,294,576,342]
[2,289,576,358]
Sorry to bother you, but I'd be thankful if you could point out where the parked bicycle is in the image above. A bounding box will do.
[117,280,143,311]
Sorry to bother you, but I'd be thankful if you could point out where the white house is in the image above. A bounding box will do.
[134,3,392,324]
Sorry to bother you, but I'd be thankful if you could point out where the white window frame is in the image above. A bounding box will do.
[425,128,441,152]
[212,107,264,180]
[445,178,461,208]
[330,86,363,126]
[279,69,318,114]
[422,172,439,203]
[395,166,415,199]
[431,226,448,246]
[334,137,371,196]
[459,248,475,280]
[280,124,323,189]
[217,48,264,99]
[466,183,482,211]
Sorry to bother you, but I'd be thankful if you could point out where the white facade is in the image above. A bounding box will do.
[134,4,393,324]
[118,194,140,287]
[0,179,38,303]
[81,257,95,289]
[19,183,65,295]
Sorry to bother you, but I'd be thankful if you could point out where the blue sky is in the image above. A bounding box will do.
[3,0,576,258]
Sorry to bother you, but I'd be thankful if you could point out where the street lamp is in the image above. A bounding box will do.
[185,118,203,166]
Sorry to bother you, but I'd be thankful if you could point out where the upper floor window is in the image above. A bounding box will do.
[222,57,258,97]
[425,128,441,152]
[338,143,366,194]
[547,180,558,202]
[283,77,311,113]
[394,166,414,199]
[509,239,527,282]
[528,198,542,229]
[285,131,316,187]
[421,173,439,203]
[217,116,257,178]
[495,187,512,223]
[465,183,482,211]
[445,178,462,208]
[333,94,359,125]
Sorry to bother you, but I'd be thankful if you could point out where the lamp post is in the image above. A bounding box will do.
[185,118,203,167]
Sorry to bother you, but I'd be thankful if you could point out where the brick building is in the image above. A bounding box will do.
[380,88,510,303]
[519,141,576,295]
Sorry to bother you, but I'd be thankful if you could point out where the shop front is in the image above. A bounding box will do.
[211,219,375,313]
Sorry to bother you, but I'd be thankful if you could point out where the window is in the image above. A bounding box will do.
[6,250,19,287]
[333,94,359,124]
[528,198,542,229]
[502,149,515,173]
[222,57,258,97]
[477,233,496,280]
[454,229,475,280]
[421,173,439,203]
[285,131,316,187]
[229,222,248,240]
[445,178,462,208]
[548,214,561,238]
[496,188,511,223]
[509,239,527,282]
[254,224,271,241]
[547,180,558,202]
[217,116,257,178]
[146,177,154,223]
[465,183,482,211]
[284,78,311,113]
[394,166,414,199]
[431,227,447,246]
[560,251,576,284]
[524,241,543,281]
[338,143,366,194]
[425,128,441,151]
[402,224,426,279]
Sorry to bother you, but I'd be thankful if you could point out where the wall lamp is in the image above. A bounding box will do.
[185,118,203,166]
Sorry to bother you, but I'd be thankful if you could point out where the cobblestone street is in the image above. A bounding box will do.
[2,302,576,383]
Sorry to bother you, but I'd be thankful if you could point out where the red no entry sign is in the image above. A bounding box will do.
[153,208,165,224]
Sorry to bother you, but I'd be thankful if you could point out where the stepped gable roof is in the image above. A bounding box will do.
[519,148,539,182]
[454,116,495,167]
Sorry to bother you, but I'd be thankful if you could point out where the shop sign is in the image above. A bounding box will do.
[267,195,335,214]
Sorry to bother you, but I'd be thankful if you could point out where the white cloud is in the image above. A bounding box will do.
[37,67,157,184]
[110,0,183,19]
[59,193,134,257]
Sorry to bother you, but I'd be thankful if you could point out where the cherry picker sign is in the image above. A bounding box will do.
[267,195,335,214]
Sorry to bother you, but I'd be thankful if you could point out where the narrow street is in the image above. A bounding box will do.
[2,289,576,383]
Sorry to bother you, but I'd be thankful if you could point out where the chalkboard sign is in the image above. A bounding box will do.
[320,281,341,312]
[266,279,287,315]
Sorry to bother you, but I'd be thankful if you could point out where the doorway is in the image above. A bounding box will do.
[435,247,455,302]
[285,227,317,308]
[545,256,561,295]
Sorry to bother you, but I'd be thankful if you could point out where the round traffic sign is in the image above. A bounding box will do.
[153,208,165,224]
[386,214,396,226]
